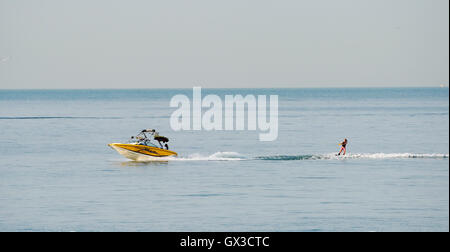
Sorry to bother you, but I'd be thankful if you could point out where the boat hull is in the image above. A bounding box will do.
[109,143,178,161]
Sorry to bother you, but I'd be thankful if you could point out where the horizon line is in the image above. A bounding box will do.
[0,86,449,91]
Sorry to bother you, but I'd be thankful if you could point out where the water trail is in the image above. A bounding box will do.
[170,152,247,161]
[255,153,449,161]
[133,152,448,162]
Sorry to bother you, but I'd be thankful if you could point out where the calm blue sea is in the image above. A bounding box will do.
[0,88,448,231]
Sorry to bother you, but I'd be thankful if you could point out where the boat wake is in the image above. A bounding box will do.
[136,152,449,162]
[254,153,449,161]
[170,152,247,161]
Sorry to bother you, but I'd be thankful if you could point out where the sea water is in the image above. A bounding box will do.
[0,88,448,231]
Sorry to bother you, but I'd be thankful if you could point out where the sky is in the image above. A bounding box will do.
[0,0,448,89]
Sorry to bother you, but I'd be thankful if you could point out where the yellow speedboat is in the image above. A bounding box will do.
[109,129,178,161]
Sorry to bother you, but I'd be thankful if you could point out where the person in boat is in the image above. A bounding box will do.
[164,143,169,150]
[154,132,169,149]
[131,135,146,145]
[338,138,348,156]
